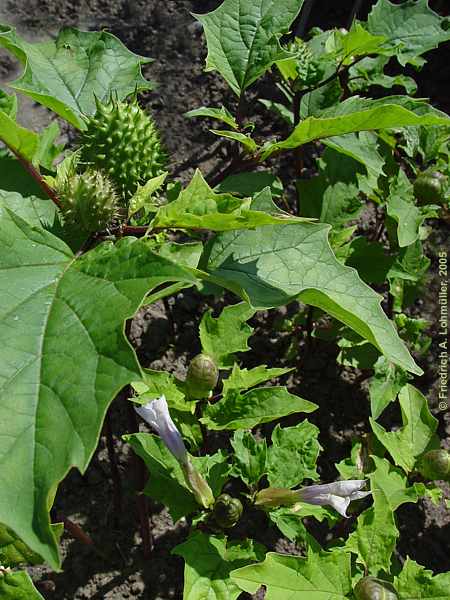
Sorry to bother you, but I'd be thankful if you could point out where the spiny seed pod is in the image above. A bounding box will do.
[354,577,398,600]
[417,449,450,482]
[57,169,120,233]
[288,38,323,88]
[79,97,167,201]
[213,494,243,528]
[413,170,447,205]
[185,353,219,399]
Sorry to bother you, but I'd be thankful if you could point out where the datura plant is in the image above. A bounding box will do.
[0,0,449,598]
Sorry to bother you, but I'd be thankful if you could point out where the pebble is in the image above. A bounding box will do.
[131,580,145,595]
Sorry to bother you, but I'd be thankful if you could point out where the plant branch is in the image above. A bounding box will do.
[8,146,62,209]
[236,93,246,129]
[206,152,261,188]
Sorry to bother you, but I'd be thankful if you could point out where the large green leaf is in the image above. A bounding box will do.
[0,523,63,568]
[0,210,196,569]
[0,89,17,118]
[370,384,439,473]
[152,170,305,231]
[215,172,283,198]
[323,131,386,192]
[395,558,450,599]
[368,356,410,419]
[201,220,422,375]
[261,97,450,159]
[0,570,44,599]
[0,111,62,173]
[367,0,450,67]
[387,170,436,248]
[327,23,387,64]
[185,106,239,130]
[132,369,193,413]
[0,24,153,129]
[210,129,258,153]
[348,56,417,95]
[230,430,267,487]
[0,191,57,230]
[297,148,364,227]
[346,456,421,575]
[194,0,306,95]
[0,109,40,163]
[231,549,352,599]
[201,387,317,430]
[0,155,46,198]
[199,302,256,368]
[267,421,321,488]
[173,532,265,600]
[222,364,292,396]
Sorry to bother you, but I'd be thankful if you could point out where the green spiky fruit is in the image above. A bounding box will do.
[58,169,119,233]
[79,98,167,201]
[290,38,323,88]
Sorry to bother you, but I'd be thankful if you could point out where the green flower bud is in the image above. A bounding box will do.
[354,577,398,600]
[417,449,450,482]
[413,170,447,205]
[185,354,219,399]
[213,494,243,528]
[57,169,120,233]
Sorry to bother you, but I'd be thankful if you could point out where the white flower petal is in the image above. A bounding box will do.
[328,496,351,518]
[134,395,187,463]
[297,479,371,518]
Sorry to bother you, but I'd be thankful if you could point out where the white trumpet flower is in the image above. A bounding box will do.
[135,395,188,465]
[297,479,371,517]
[134,395,214,508]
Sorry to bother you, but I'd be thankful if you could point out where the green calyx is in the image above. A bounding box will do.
[354,576,398,600]
[79,97,167,201]
[417,449,450,482]
[185,353,219,399]
[212,494,243,528]
[413,170,448,205]
[57,169,120,234]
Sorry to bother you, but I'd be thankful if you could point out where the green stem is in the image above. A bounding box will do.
[8,146,62,209]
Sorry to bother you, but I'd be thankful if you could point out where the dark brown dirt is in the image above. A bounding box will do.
[0,0,449,598]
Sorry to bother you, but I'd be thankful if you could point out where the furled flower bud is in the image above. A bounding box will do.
[182,460,215,509]
[185,353,219,399]
[255,480,371,517]
[212,494,243,528]
[135,395,188,464]
[254,487,300,509]
[417,449,450,482]
[354,576,398,600]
